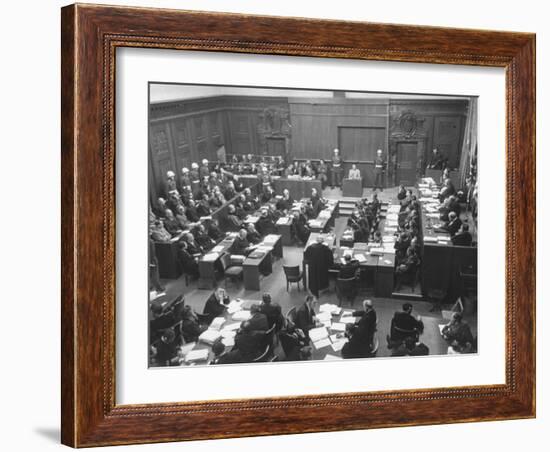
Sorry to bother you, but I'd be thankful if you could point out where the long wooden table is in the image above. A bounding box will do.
[418,178,477,300]
[273,177,323,200]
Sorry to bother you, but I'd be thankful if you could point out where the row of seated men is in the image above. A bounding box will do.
[149,169,330,286]
[150,290,476,366]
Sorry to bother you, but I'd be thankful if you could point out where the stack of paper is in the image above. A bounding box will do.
[209,317,226,330]
[184,348,209,363]
[324,354,343,360]
[221,336,235,348]
[355,254,367,263]
[319,303,341,315]
[220,329,236,339]
[232,310,251,321]
[221,322,241,332]
[316,311,332,323]
[263,234,279,244]
[276,217,290,225]
[340,316,356,324]
[198,329,222,345]
[309,326,329,343]
[226,299,244,314]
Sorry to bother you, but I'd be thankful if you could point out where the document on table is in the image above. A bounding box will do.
[319,303,341,315]
[221,322,241,332]
[324,354,343,360]
[232,310,251,321]
[202,253,219,262]
[198,329,222,345]
[227,299,244,314]
[340,316,356,324]
[185,348,209,362]
[355,253,367,263]
[209,317,226,330]
[330,322,346,332]
[331,339,348,352]
[309,326,329,342]
[221,336,235,348]
[316,311,332,323]
[313,338,332,349]
[212,245,224,253]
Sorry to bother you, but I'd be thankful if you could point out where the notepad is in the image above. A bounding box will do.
[309,326,329,343]
[184,348,209,362]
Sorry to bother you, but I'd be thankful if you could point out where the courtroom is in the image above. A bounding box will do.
[148,84,478,367]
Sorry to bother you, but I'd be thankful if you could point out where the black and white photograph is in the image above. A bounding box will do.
[148,83,478,367]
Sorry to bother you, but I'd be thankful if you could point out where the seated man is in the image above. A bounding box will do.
[176,241,199,279]
[278,320,310,361]
[441,312,475,352]
[206,218,224,242]
[193,224,215,251]
[233,320,267,361]
[230,229,251,256]
[394,246,420,291]
[276,189,294,211]
[180,305,208,343]
[452,223,473,246]
[181,232,203,256]
[261,185,275,203]
[196,194,212,217]
[225,204,243,231]
[163,209,182,237]
[437,211,462,236]
[185,199,200,222]
[389,302,425,345]
[397,184,407,201]
[294,295,321,338]
[150,220,172,243]
[248,304,269,332]
[210,339,243,365]
[202,287,230,324]
[152,329,179,366]
[338,253,360,279]
[246,223,262,245]
[348,164,361,179]
[256,209,276,236]
[259,293,284,331]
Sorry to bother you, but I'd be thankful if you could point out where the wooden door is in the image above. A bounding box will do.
[396,142,417,186]
[433,116,463,168]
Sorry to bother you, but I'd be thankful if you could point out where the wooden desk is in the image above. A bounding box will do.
[275,216,293,245]
[273,178,322,200]
[342,178,363,197]
[197,237,235,289]
[243,250,273,291]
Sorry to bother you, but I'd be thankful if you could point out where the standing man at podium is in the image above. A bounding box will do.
[348,164,361,179]
[373,149,386,192]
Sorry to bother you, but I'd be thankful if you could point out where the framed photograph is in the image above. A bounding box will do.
[61,4,536,447]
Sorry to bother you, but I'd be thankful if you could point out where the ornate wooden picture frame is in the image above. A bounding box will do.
[61,3,535,447]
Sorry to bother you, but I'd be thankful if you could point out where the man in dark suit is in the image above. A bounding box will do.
[390,302,424,344]
[202,287,230,324]
[207,218,224,242]
[304,235,334,297]
[342,299,377,358]
[452,223,473,246]
[442,211,462,236]
[234,321,266,361]
[338,253,360,279]
[294,295,320,338]
[259,293,284,330]
[246,223,262,245]
[230,229,251,255]
[225,204,243,231]
[248,304,269,332]
[276,189,294,211]
[256,209,276,236]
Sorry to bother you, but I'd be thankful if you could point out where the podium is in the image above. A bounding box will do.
[342,178,363,197]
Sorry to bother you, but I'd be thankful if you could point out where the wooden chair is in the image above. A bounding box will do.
[283,265,303,291]
[219,253,243,287]
[336,276,358,307]
[285,306,297,324]
[252,344,272,362]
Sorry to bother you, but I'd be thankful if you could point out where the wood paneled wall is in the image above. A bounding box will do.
[149,95,469,197]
